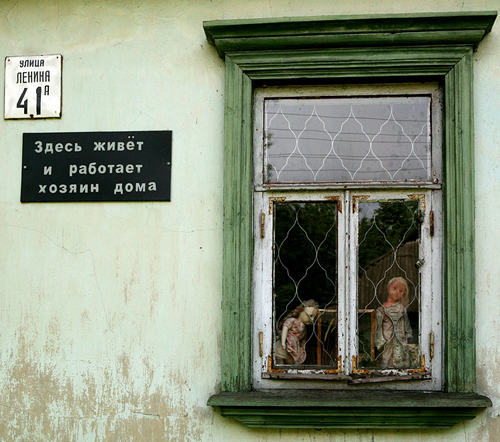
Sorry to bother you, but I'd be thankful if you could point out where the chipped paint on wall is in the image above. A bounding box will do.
[0,334,212,441]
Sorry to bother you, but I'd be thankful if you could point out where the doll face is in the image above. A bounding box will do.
[387,280,407,303]
[299,306,318,325]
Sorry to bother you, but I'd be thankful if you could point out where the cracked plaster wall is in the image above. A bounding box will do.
[0,0,500,441]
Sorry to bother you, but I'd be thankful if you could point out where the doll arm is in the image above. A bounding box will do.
[404,310,413,341]
[281,325,289,349]
[375,309,385,350]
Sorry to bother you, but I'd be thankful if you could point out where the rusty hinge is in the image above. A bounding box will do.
[430,332,434,359]
[260,213,265,238]
[259,332,263,357]
[430,210,434,237]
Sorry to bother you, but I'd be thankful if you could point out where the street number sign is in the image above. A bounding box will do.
[4,54,62,119]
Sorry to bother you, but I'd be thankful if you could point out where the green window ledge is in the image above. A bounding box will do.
[203,11,496,429]
[208,391,492,429]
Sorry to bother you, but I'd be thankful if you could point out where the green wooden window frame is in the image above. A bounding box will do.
[204,11,496,429]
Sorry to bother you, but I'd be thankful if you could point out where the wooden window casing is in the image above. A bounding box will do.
[204,11,496,429]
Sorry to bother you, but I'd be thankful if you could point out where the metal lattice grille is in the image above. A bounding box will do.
[273,202,338,367]
[357,200,421,370]
[264,97,431,183]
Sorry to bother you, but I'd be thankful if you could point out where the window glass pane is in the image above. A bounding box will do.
[273,202,338,367]
[264,97,431,183]
[357,200,421,370]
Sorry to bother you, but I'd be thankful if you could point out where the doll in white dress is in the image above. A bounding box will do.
[375,277,413,368]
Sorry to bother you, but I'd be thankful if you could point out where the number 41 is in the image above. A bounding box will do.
[17,86,49,115]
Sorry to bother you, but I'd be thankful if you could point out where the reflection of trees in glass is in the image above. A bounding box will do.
[265,132,275,182]
[274,202,337,324]
[358,200,419,274]
[357,200,421,369]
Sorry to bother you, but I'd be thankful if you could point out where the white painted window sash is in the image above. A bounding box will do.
[251,84,443,391]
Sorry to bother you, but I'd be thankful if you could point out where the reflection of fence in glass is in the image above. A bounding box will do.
[357,200,421,370]
[273,202,338,367]
[264,97,431,183]
[315,309,338,365]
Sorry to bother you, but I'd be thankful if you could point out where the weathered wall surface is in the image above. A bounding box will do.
[0,0,499,441]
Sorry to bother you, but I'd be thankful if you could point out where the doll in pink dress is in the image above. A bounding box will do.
[275,299,319,365]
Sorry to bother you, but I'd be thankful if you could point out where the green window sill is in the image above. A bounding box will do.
[208,391,491,429]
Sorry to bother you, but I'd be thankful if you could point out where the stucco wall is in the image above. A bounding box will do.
[0,0,499,441]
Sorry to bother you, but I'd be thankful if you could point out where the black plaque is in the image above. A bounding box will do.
[21,131,172,202]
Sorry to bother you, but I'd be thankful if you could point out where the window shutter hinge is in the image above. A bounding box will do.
[430,332,434,359]
[260,213,265,238]
[430,210,434,236]
[259,332,263,357]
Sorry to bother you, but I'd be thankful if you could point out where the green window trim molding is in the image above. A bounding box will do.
[204,11,496,429]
